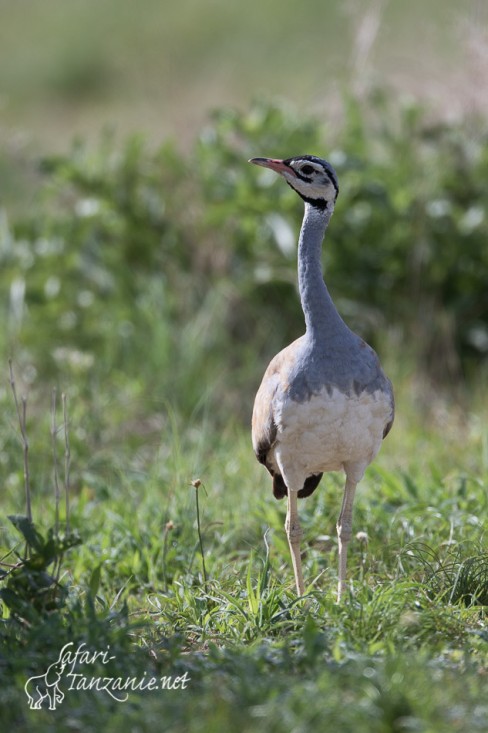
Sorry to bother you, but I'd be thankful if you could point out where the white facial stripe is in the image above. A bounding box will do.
[283,170,336,203]
[276,156,339,205]
[290,161,323,176]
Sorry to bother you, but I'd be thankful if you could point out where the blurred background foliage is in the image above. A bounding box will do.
[1,95,488,428]
[0,0,487,437]
[0,5,488,728]
[1,0,480,151]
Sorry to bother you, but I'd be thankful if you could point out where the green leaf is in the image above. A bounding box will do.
[246,551,258,616]
[88,563,103,599]
[7,515,45,553]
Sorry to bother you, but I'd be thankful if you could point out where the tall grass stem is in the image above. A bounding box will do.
[192,479,208,587]
[62,392,71,534]
[51,387,61,536]
[8,359,32,524]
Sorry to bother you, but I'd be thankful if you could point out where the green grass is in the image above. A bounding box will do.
[1,379,487,732]
[0,89,487,731]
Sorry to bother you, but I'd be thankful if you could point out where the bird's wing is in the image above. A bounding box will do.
[251,368,279,467]
[251,340,301,466]
[252,340,325,501]
[381,376,395,438]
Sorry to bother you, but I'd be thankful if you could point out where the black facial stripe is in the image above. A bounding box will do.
[300,195,329,211]
[294,171,313,183]
[286,160,319,182]
[328,176,339,200]
[286,159,339,199]
[286,175,338,204]
[285,181,329,210]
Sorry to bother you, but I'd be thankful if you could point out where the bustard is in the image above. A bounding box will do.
[250,155,394,601]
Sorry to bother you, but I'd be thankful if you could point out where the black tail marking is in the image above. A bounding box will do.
[272,472,323,500]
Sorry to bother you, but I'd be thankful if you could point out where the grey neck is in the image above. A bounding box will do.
[298,202,346,342]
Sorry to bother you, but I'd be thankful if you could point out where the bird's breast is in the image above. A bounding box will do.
[271,385,392,476]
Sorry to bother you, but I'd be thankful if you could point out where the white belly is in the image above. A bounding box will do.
[270,386,392,478]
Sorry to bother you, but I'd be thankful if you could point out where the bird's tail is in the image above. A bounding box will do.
[272,473,323,500]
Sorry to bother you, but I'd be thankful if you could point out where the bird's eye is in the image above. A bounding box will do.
[300,165,315,176]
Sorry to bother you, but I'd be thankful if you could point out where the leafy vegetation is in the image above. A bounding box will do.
[0,97,487,731]
[3,97,488,417]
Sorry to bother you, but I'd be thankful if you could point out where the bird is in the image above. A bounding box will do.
[249,155,394,601]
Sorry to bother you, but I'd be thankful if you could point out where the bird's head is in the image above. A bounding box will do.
[249,155,339,210]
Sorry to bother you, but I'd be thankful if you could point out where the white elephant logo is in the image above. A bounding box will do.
[24,643,72,710]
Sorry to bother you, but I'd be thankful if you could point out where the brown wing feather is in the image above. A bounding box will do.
[252,349,285,466]
[382,378,395,439]
[252,342,323,500]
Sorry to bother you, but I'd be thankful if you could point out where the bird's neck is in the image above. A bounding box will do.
[298,202,345,340]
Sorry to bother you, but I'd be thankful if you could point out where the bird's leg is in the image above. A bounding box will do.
[336,476,358,602]
[285,488,305,595]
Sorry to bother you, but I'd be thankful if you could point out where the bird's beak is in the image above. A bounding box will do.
[249,157,289,175]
